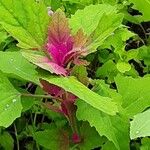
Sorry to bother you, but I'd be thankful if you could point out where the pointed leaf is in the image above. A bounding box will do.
[22,50,67,76]
[42,76,118,115]
[47,10,73,66]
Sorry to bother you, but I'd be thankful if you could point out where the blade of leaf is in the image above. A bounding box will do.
[22,50,67,76]
[130,109,150,139]
[76,100,129,150]
[0,0,50,49]
[0,72,22,128]
[115,75,150,117]
[42,76,118,115]
[0,51,39,84]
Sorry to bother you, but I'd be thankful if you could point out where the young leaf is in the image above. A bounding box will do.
[0,72,22,127]
[115,75,150,117]
[0,0,50,49]
[22,50,67,76]
[42,76,118,115]
[0,51,39,84]
[76,100,129,150]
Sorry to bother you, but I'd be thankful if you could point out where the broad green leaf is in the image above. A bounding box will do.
[76,100,129,150]
[34,129,69,150]
[116,61,131,73]
[42,76,118,115]
[130,109,150,139]
[96,60,119,82]
[0,51,39,84]
[102,141,117,150]
[0,0,50,49]
[78,122,105,150]
[101,28,135,51]
[115,75,150,117]
[140,138,150,150]
[0,131,14,150]
[0,73,22,127]
[129,0,150,22]
[69,4,117,35]
[87,13,123,53]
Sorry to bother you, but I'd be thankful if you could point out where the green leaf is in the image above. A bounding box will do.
[0,73,22,127]
[0,0,50,49]
[115,75,150,117]
[116,61,131,73]
[0,51,39,84]
[96,60,119,82]
[78,122,105,150]
[0,131,14,150]
[129,0,150,22]
[87,13,123,53]
[34,129,69,150]
[102,141,117,150]
[140,138,150,150]
[42,76,118,115]
[69,4,117,35]
[130,109,150,139]
[62,0,93,5]
[76,100,129,150]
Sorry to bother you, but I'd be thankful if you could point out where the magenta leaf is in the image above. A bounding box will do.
[22,50,67,76]
[46,10,73,66]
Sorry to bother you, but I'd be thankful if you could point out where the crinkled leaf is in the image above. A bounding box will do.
[115,75,150,117]
[0,0,50,49]
[42,76,118,115]
[130,109,150,139]
[0,51,39,84]
[22,50,67,76]
[0,72,22,127]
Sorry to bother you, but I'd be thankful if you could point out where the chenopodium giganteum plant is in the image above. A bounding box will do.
[23,10,91,143]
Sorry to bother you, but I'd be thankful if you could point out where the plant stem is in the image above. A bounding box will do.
[14,124,19,150]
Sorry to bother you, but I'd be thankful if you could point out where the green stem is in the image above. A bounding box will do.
[14,124,19,150]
